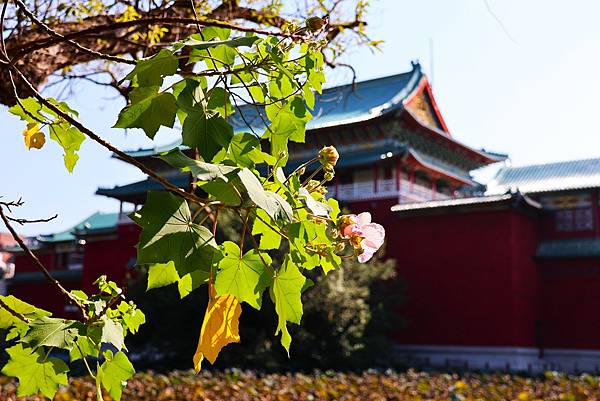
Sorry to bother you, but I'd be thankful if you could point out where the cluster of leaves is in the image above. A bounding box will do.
[2,19,380,401]
[0,276,144,400]
[9,98,85,171]
[2,369,600,401]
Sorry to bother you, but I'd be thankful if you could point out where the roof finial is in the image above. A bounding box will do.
[411,60,421,71]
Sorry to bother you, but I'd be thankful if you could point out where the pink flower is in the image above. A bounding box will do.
[339,212,385,263]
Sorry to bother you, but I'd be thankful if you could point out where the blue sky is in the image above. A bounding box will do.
[3,0,600,235]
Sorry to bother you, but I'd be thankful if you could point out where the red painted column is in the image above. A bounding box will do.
[373,164,379,193]
[396,158,401,191]
[593,191,600,237]
[396,160,403,203]
[431,178,437,200]
[409,168,415,193]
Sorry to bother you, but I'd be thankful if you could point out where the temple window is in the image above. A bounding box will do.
[555,208,594,232]
[55,251,84,270]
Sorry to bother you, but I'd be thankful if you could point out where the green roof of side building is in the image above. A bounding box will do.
[487,157,600,195]
[36,212,120,244]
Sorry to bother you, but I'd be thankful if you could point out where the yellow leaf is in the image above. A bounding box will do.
[193,290,241,372]
[23,122,45,149]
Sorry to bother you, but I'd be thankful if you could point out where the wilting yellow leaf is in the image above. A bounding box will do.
[193,290,241,372]
[23,122,45,149]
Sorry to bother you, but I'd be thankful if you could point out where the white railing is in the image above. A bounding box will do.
[329,178,451,203]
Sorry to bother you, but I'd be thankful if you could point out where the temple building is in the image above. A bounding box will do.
[391,157,600,372]
[9,62,600,372]
[95,61,506,215]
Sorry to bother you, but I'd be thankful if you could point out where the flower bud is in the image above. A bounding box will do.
[297,167,306,176]
[277,150,287,159]
[306,179,320,192]
[305,16,326,32]
[334,241,346,253]
[323,171,334,182]
[318,146,339,167]
[327,226,340,239]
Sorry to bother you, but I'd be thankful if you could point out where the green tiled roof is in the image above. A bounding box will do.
[37,212,120,243]
[487,157,600,195]
[537,238,600,259]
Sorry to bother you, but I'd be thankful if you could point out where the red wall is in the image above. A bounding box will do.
[387,208,540,347]
[539,259,600,349]
[9,223,140,317]
[80,224,139,294]
[9,281,81,318]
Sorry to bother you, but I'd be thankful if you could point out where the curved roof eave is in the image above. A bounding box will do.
[401,108,507,165]
[404,149,478,187]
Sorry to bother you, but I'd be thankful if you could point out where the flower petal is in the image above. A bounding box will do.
[361,223,385,249]
[356,212,372,226]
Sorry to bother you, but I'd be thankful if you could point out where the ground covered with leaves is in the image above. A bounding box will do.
[1,369,600,401]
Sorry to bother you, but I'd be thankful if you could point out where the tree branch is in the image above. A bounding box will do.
[0,201,88,321]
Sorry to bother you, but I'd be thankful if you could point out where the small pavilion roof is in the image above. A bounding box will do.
[487,157,600,195]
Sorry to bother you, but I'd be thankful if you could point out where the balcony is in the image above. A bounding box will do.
[329,178,451,203]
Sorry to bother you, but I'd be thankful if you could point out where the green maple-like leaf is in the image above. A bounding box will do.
[97,350,135,401]
[160,148,238,181]
[214,241,272,309]
[298,187,332,216]
[48,123,85,172]
[251,208,282,250]
[264,96,311,162]
[2,344,68,399]
[237,168,293,222]
[146,262,179,290]
[181,108,233,161]
[0,295,51,329]
[228,132,263,168]
[177,269,210,298]
[101,317,125,351]
[270,256,306,355]
[22,316,78,350]
[130,191,217,276]
[124,49,178,86]
[69,326,102,361]
[113,92,177,138]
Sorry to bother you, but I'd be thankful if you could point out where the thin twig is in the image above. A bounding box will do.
[0,297,30,323]
[7,213,57,225]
